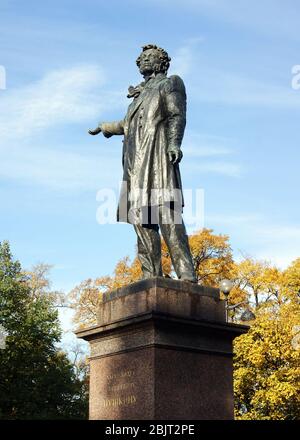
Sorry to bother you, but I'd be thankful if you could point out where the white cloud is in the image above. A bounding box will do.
[207,213,262,226]
[170,46,193,77]
[256,225,300,241]
[190,67,300,109]
[0,64,122,142]
[254,250,300,269]
[206,212,300,269]
[168,37,300,109]
[182,130,241,177]
[189,161,241,177]
[0,65,125,190]
[0,143,121,190]
[184,131,234,157]
[253,225,300,267]
[184,145,232,157]
[170,37,204,78]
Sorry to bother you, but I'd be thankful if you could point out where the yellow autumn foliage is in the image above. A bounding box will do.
[69,232,300,419]
[234,259,300,419]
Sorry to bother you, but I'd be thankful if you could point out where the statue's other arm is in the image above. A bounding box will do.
[164,75,186,164]
[88,120,125,138]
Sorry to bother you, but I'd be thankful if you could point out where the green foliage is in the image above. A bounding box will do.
[5,229,298,420]
[0,241,88,419]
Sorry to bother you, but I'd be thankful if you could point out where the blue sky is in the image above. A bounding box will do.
[1,0,300,302]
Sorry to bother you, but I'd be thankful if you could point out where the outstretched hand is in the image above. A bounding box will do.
[88,127,102,136]
[168,148,183,164]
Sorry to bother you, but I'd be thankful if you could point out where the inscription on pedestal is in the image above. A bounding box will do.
[102,369,137,408]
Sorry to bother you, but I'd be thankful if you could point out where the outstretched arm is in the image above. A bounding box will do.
[88,120,125,138]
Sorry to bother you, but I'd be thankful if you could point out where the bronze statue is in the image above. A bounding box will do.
[89,44,196,282]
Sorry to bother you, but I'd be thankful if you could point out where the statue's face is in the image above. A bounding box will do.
[138,49,162,76]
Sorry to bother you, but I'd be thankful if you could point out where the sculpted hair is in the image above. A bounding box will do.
[136,44,171,74]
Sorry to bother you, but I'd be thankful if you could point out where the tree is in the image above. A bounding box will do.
[24,262,66,307]
[189,228,234,286]
[224,258,283,322]
[230,258,282,308]
[69,229,234,326]
[234,258,300,420]
[69,277,110,327]
[68,230,300,420]
[282,258,300,302]
[0,241,88,419]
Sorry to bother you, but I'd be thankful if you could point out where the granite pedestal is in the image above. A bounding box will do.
[76,277,247,420]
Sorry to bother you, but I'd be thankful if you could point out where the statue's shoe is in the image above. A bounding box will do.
[179,273,198,283]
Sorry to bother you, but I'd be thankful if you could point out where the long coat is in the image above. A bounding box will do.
[101,72,186,224]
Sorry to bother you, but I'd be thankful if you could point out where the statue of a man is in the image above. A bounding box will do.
[89,44,196,283]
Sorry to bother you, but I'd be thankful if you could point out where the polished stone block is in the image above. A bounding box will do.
[76,277,247,420]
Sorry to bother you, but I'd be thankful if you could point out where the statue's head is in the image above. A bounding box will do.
[136,44,171,76]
